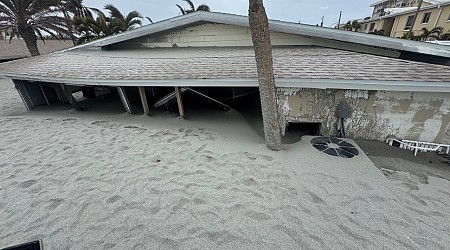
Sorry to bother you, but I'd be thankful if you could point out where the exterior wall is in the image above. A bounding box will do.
[361,4,450,38]
[371,0,428,18]
[112,23,314,48]
[278,88,450,143]
[391,5,450,38]
[110,23,400,58]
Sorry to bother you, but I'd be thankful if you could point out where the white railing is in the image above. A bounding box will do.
[386,137,450,156]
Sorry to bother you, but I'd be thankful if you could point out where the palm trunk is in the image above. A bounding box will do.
[249,0,282,151]
[19,25,40,56]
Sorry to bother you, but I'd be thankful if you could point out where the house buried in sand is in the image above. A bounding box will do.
[1,12,450,143]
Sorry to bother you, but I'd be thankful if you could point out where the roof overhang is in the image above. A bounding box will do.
[65,12,450,60]
[6,74,450,93]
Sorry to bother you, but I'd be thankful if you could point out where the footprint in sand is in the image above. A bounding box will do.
[47,198,65,210]
[20,179,37,188]
[106,195,122,203]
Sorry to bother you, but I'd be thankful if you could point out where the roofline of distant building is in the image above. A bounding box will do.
[364,1,450,22]
[370,0,436,7]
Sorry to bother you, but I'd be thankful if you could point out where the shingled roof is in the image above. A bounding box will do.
[2,46,450,92]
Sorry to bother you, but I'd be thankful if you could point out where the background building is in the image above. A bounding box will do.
[359,0,450,39]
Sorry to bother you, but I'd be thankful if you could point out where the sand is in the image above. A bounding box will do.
[0,78,449,249]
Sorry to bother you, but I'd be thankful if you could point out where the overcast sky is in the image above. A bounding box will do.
[83,0,375,27]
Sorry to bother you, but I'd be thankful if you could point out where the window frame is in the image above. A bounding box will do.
[421,12,431,24]
[404,15,415,30]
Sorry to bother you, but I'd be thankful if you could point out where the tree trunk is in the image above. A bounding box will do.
[248,0,282,151]
[18,25,40,56]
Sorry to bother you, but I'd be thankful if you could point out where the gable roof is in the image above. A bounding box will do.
[67,11,450,60]
[2,46,450,93]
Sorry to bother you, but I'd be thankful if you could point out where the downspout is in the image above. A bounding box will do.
[433,4,443,29]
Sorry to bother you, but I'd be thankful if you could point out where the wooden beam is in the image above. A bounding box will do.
[60,84,83,111]
[117,86,134,114]
[138,86,150,115]
[174,87,185,119]
[39,83,50,106]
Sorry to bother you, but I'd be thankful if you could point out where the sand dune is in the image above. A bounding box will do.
[0,79,449,249]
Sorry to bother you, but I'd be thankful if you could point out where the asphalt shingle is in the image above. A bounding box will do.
[1,46,450,83]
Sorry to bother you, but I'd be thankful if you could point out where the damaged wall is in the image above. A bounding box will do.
[109,23,399,58]
[278,88,450,143]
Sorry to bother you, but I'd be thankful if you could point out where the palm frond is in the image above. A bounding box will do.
[183,0,195,11]
[196,4,210,12]
[176,4,186,15]
[104,4,124,20]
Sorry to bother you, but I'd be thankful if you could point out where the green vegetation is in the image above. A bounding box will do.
[176,0,211,15]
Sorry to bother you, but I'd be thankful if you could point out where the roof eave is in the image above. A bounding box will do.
[5,74,450,93]
[66,11,450,59]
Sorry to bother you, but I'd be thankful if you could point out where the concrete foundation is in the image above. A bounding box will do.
[278,88,450,143]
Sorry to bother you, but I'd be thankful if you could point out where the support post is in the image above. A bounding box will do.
[174,87,185,119]
[117,86,134,114]
[60,84,83,111]
[138,86,150,115]
[39,83,50,106]
[13,80,33,110]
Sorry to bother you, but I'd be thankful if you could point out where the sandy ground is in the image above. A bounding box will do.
[1,78,450,249]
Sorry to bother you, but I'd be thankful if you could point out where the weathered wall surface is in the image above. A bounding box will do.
[111,23,313,48]
[278,88,450,143]
[109,23,399,57]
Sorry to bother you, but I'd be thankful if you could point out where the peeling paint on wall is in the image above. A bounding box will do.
[278,88,450,142]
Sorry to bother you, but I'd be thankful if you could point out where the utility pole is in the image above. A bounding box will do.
[408,0,423,36]
[337,11,342,29]
[321,16,324,27]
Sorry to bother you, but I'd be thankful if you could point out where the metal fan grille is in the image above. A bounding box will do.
[311,137,359,158]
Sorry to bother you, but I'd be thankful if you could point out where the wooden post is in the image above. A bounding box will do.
[174,87,185,119]
[117,86,133,114]
[39,83,50,106]
[138,86,150,115]
[60,84,83,111]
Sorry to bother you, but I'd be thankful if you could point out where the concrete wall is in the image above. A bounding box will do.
[278,88,450,143]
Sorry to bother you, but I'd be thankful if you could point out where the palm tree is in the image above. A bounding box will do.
[440,31,450,41]
[248,0,282,151]
[58,0,98,45]
[419,27,443,41]
[344,21,352,31]
[104,4,143,31]
[0,0,71,56]
[176,0,210,15]
[74,11,120,44]
[351,20,361,32]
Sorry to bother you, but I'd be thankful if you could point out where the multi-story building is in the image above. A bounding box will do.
[370,0,432,18]
[360,0,450,38]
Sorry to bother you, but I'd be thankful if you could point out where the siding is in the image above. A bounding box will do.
[111,23,313,48]
[110,23,400,58]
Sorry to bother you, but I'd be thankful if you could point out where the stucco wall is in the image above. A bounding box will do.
[278,88,450,143]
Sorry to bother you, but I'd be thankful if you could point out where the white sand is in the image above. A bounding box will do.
[0,78,449,249]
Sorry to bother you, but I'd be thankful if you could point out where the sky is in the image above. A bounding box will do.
[83,0,375,27]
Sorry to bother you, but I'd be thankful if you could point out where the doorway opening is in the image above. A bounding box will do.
[282,122,321,144]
